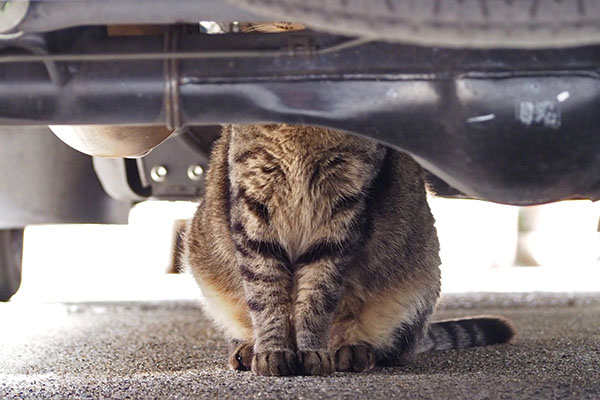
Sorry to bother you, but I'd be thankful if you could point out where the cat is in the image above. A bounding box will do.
[183,123,515,376]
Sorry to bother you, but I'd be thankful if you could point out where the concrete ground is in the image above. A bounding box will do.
[1,293,599,400]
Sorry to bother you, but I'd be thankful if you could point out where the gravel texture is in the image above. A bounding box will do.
[1,293,599,399]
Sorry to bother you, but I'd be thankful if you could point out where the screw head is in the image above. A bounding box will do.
[187,164,204,181]
[150,165,168,182]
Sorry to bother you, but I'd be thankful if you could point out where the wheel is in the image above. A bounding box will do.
[0,228,24,301]
[229,0,600,48]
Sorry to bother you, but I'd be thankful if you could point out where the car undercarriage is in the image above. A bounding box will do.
[1,0,600,299]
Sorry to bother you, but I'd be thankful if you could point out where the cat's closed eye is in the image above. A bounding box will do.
[324,156,345,168]
[261,164,279,174]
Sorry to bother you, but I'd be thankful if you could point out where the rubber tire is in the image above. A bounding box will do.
[0,229,24,302]
[228,0,600,48]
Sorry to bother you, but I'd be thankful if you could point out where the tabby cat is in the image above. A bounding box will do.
[183,124,515,376]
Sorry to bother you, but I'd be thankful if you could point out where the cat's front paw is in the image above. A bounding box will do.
[297,350,334,376]
[251,350,298,376]
[229,342,254,371]
[334,344,375,372]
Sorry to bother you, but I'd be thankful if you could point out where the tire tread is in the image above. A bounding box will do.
[232,0,600,48]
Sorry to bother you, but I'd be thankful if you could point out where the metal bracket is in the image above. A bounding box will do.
[93,126,220,201]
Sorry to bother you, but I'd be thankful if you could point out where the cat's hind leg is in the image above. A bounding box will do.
[329,278,438,372]
[228,339,254,371]
[334,343,376,372]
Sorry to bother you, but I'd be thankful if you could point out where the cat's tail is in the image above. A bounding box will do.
[417,316,516,353]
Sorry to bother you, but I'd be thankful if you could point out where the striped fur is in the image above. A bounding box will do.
[184,21,514,377]
[184,124,516,376]
[418,316,516,354]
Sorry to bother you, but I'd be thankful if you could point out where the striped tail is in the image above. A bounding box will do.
[417,316,516,353]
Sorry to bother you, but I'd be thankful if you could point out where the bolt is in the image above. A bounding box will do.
[187,164,204,181]
[150,165,168,182]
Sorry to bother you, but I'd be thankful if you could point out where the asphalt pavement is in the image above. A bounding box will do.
[1,292,599,399]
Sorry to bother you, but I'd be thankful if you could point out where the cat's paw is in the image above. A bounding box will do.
[297,350,334,376]
[251,350,298,376]
[229,342,254,371]
[334,344,375,372]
